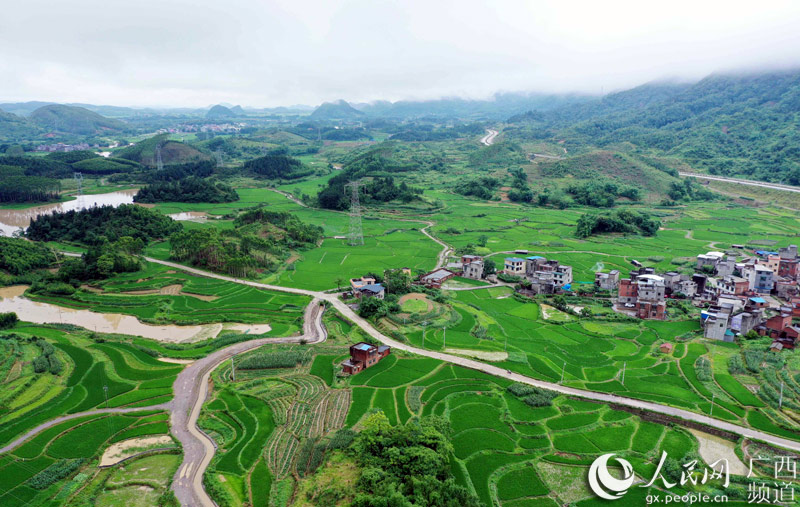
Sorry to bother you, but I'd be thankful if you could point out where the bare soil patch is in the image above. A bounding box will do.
[100,436,174,467]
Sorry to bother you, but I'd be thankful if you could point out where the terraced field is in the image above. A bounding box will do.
[384,286,799,441]
[199,345,351,505]
[0,325,183,452]
[341,355,725,505]
[0,410,173,505]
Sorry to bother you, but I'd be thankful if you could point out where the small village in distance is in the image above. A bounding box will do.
[342,243,800,371]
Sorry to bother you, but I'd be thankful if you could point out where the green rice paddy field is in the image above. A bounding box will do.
[0,326,179,505]
[342,356,760,506]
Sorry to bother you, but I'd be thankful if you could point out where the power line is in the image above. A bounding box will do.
[344,180,364,246]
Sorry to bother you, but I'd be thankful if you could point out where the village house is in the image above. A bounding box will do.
[659,343,674,354]
[696,251,725,270]
[703,304,735,341]
[356,283,385,299]
[524,256,573,293]
[420,268,455,288]
[595,270,620,291]
[503,257,526,276]
[350,276,376,291]
[617,274,666,320]
[718,275,750,296]
[461,255,484,280]
[341,342,391,374]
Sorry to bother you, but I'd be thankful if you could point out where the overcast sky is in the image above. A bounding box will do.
[2,0,800,108]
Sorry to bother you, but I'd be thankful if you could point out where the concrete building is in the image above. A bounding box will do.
[595,270,620,291]
[753,265,775,294]
[678,280,698,298]
[778,259,799,280]
[779,244,798,260]
[718,275,749,296]
[504,257,526,276]
[341,342,391,374]
[715,257,737,277]
[525,256,573,293]
[350,276,376,291]
[617,274,666,320]
[461,255,484,280]
[697,251,725,270]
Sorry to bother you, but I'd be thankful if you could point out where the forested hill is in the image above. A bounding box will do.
[29,104,125,135]
[507,69,800,184]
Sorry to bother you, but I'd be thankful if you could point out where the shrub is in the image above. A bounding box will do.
[0,312,18,330]
[237,350,309,369]
[28,459,85,489]
[33,355,49,373]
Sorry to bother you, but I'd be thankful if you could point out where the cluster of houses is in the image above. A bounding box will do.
[34,142,98,152]
[595,245,800,348]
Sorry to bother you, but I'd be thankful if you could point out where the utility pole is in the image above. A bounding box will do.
[779,381,784,409]
[621,362,626,385]
[710,393,715,416]
[560,361,566,384]
[231,357,235,382]
[442,326,446,349]
[422,321,428,349]
[103,385,109,409]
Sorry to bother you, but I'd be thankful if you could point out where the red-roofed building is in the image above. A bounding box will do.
[341,342,391,375]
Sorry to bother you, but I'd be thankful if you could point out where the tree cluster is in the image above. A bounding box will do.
[134,176,238,203]
[0,237,56,276]
[27,204,181,244]
[454,176,499,200]
[565,179,641,207]
[575,209,661,238]
[243,149,312,179]
[349,413,480,507]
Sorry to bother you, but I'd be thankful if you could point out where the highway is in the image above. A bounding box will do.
[480,129,498,146]
[680,172,800,194]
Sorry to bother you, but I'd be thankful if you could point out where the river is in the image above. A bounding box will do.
[0,285,271,342]
[0,189,138,237]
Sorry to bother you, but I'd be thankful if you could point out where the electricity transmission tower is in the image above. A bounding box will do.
[155,143,164,170]
[215,149,223,168]
[73,172,83,197]
[344,180,364,246]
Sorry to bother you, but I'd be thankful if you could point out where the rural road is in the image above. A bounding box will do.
[0,403,172,454]
[480,129,498,146]
[139,256,800,455]
[170,299,327,507]
[680,172,800,194]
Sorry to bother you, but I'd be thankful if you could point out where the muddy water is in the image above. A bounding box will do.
[0,286,271,342]
[0,189,138,236]
[168,211,208,222]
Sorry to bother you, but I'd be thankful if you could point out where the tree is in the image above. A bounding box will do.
[383,269,412,295]
[482,259,496,277]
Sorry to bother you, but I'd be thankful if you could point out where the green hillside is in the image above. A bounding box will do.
[0,110,37,138]
[310,100,365,120]
[508,70,800,184]
[206,104,235,118]
[116,134,212,167]
[535,151,681,201]
[29,104,125,135]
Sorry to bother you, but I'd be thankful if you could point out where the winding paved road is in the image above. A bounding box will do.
[480,129,498,146]
[680,172,800,194]
[139,256,800,456]
[170,300,327,507]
